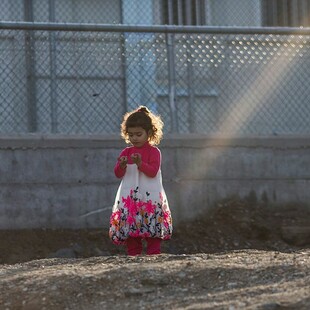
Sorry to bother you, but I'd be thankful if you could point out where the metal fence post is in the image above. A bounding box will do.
[49,0,58,133]
[167,0,178,133]
[186,44,195,133]
[167,33,178,133]
[24,0,37,132]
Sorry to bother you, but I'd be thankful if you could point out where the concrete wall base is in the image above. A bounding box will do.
[0,134,309,229]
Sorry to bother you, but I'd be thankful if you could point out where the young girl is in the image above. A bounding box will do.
[109,106,172,256]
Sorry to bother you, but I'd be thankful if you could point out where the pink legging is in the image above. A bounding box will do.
[126,237,161,256]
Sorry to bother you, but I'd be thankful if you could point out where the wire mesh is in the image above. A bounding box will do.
[1,0,310,135]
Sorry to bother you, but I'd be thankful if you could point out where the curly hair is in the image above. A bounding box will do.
[120,106,164,145]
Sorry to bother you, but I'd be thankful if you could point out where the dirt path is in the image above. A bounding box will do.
[1,250,309,309]
[1,201,309,309]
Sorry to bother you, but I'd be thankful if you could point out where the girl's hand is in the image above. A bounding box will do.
[131,153,142,167]
[118,156,128,169]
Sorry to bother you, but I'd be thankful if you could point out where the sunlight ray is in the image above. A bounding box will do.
[214,35,305,142]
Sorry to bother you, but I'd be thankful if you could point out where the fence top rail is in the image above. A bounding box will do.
[1,21,310,35]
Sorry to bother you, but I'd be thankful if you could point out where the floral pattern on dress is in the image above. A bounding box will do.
[109,186,173,245]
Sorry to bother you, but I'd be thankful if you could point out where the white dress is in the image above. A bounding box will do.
[109,164,172,245]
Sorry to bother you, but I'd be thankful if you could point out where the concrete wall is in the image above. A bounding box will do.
[0,135,309,229]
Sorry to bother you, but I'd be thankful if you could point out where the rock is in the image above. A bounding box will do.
[72,243,84,255]
[258,302,283,309]
[48,248,77,259]
[281,226,310,246]
[124,287,155,297]
[48,243,86,259]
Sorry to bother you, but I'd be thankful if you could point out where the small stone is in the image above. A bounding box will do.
[48,248,76,259]
[259,302,282,310]
[281,226,310,246]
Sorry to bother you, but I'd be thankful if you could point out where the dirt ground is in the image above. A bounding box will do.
[0,200,309,309]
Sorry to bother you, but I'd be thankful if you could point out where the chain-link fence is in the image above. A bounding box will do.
[1,0,310,135]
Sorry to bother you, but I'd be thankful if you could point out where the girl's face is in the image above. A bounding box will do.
[127,126,149,147]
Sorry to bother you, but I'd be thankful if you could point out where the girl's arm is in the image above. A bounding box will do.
[138,147,161,178]
[114,149,128,178]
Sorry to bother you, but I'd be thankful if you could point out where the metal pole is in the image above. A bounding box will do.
[185,0,192,26]
[272,0,278,26]
[2,21,310,36]
[177,0,183,25]
[24,0,37,132]
[301,0,309,26]
[167,0,178,133]
[195,0,201,25]
[185,0,195,132]
[291,0,298,27]
[187,42,194,132]
[119,0,128,114]
[48,0,58,132]
[282,0,289,26]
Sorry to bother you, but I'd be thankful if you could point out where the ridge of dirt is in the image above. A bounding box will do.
[1,250,309,309]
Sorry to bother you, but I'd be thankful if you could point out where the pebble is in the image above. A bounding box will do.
[124,287,155,297]
[178,271,187,278]
[260,302,282,310]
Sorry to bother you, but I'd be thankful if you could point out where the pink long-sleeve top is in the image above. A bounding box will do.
[114,142,161,179]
